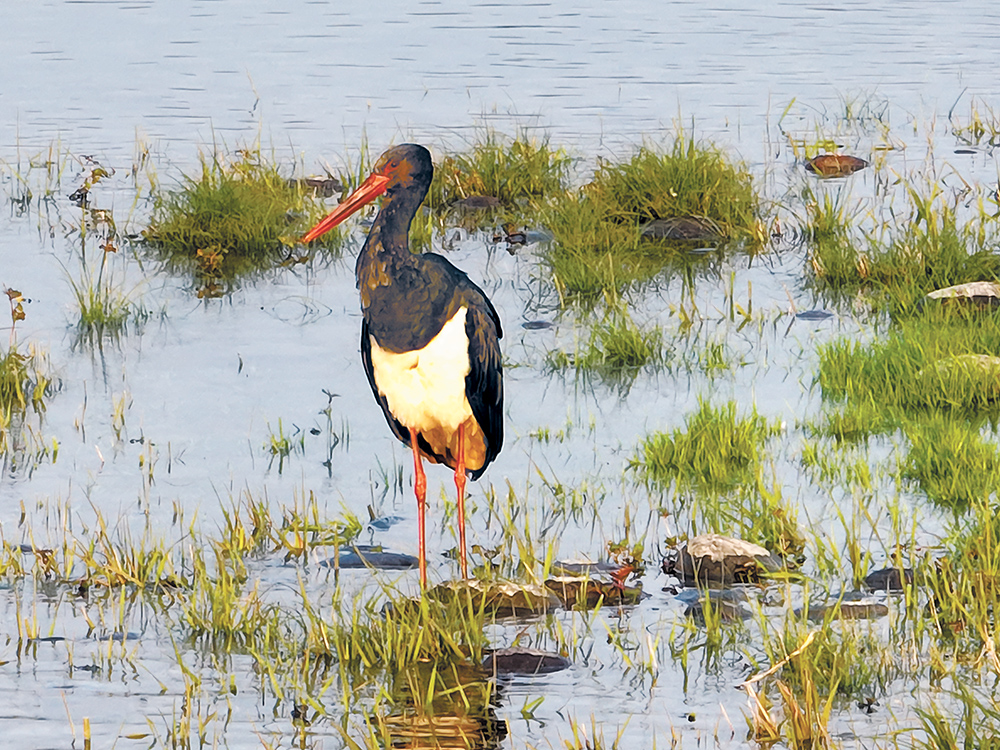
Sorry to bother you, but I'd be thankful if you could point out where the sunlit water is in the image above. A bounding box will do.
[2,1,999,747]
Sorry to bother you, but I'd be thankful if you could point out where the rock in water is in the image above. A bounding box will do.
[805,154,868,178]
[482,647,571,676]
[428,579,560,617]
[641,215,723,241]
[544,576,644,608]
[924,281,1000,310]
[319,545,419,570]
[663,534,781,586]
[863,566,914,592]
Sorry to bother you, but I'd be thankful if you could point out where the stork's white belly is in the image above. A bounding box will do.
[369,307,474,433]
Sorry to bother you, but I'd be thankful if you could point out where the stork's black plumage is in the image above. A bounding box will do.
[303,144,503,587]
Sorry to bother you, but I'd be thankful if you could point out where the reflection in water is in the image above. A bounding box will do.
[381,659,506,750]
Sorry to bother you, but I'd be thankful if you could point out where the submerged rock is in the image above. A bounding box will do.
[482,647,571,676]
[863,566,914,592]
[802,597,889,621]
[521,319,554,330]
[805,154,869,178]
[795,309,834,321]
[550,559,622,576]
[544,576,644,608]
[663,534,781,586]
[319,545,419,570]
[428,579,560,617]
[681,589,753,623]
[452,195,501,210]
[640,215,723,242]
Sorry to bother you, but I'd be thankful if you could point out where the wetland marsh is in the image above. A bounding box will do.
[4,2,1000,749]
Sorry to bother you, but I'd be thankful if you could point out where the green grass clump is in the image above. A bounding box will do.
[951,97,1000,147]
[547,312,666,379]
[818,312,1000,507]
[0,346,40,415]
[808,183,1000,310]
[544,135,764,302]
[923,498,1000,661]
[313,588,489,687]
[803,188,861,286]
[144,148,343,284]
[67,257,148,345]
[764,618,896,704]
[635,399,779,493]
[818,313,1000,422]
[426,130,573,215]
[916,685,1000,750]
[902,414,1000,508]
[1,344,51,456]
[585,139,759,232]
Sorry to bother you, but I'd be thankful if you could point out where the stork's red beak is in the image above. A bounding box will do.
[301,171,391,243]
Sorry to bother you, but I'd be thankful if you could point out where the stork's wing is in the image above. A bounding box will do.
[464,299,504,479]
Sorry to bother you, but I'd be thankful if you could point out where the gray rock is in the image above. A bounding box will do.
[482,647,571,676]
[663,534,781,586]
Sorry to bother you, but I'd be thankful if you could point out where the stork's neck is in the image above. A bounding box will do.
[356,183,427,308]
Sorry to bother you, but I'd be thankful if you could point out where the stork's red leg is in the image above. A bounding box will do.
[409,428,428,588]
[455,423,469,579]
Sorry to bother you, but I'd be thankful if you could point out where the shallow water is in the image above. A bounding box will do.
[2,1,1000,748]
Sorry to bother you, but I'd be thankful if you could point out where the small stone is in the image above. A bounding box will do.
[551,559,621,576]
[641,215,722,241]
[795,309,833,321]
[288,176,343,197]
[452,195,501,210]
[805,154,868,178]
[863,566,914,592]
[319,545,419,570]
[684,598,751,624]
[521,320,554,330]
[482,647,571,676]
[803,599,889,621]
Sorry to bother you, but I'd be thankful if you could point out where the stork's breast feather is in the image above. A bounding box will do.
[368,307,473,433]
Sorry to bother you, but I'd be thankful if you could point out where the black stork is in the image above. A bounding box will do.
[302,144,503,588]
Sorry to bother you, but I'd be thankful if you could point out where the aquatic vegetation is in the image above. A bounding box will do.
[426,129,573,216]
[950,96,1000,147]
[902,414,1000,508]
[818,312,1000,420]
[0,345,52,464]
[636,399,780,493]
[817,309,1000,507]
[801,185,861,287]
[807,176,1000,310]
[144,146,344,285]
[1,291,54,461]
[916,685,1000,750]
[544,134,765,302]
[266,418,306,474]
[66,254,149,345]
[546,311,666,378]
[923,497,1000,659]
[0,346,45,419]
